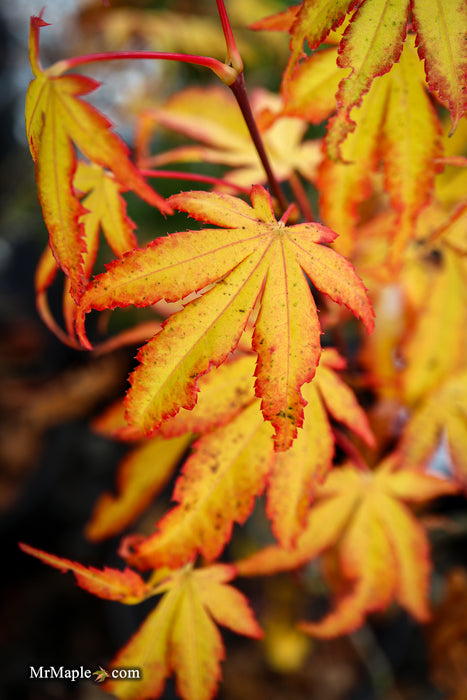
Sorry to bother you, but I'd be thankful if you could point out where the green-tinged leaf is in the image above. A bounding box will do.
[321,37,443,259]
[381,38,443,260]
[281,47,350,124]
[318,73,388,256]
[327,0,410,159]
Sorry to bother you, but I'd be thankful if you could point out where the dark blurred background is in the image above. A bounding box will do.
[1,2,466,700]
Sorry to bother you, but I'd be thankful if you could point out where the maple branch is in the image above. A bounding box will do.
[216,0,243,73]
[140,169,250,194]
[289,171,315,222]
[215,1,287,210]
[51,51,238,84]
[36,291,83,351]
[332,427,369,472]
[229,73,289,212]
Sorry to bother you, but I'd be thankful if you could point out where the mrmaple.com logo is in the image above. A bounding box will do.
[30,665,141,683]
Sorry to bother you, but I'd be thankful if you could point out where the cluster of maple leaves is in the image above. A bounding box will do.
[22,1,467,698]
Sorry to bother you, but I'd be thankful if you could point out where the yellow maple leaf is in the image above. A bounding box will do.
[85,433,191,543]
[105,564,263,700]
[318,37,442,259]
[236,456,459,637]
[77,186,374,451]
[400,369,467,489]
[119,349,373,568]
[25,15,169,297]
[401,246,467,406]
[284,0,467,154]
[136,86,321,187]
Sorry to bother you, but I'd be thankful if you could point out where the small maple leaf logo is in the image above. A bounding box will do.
[93,666,109,683]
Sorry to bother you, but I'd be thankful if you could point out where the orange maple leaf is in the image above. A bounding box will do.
[236,456,459,638]
[319,36,443,259]
[19,543,149,604]
[118,349,373,569]
[85,432,191,543]
[105,564,262,700]
[34,161,141,346]
[19,543,262,700]
[25,15,169,298]
[86,355,257,541]
[136,86,321,187]
[280,0,467,154]
[77,185,374,451]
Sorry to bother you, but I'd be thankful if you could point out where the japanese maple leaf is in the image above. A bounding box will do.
[236,456,459,638]
[120,349,374,569]
[253,9,352,126]
[35,161,140,346]
[20,542,262,700]
[136,86,321,187]
[19,543,149,604]
[85,355,257,541]
[256,27,442,259]
[93,667,109,683]
[77,185,374,451]
[74,161,138,262]
[282,0,467,156]
[401,246,467,406]
[85,432,191,543]
[267,347,374,547]
[34,245,82,348]
[25,15,169,298]
[319,36,442,259]
[104,564,262,700]
[400,369,467,490]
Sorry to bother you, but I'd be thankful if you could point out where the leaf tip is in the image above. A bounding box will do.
[75,308,94,351]
[31,12,50,29]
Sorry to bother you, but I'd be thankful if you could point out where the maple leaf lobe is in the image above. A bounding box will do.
[77,186,373,451]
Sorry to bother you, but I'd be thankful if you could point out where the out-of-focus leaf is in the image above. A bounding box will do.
[105,564,262,700]
[400,369,467,489]
[19,543,148,603]
[236,457,459,637]
[85,433,191,543]
[137,87,321,187]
